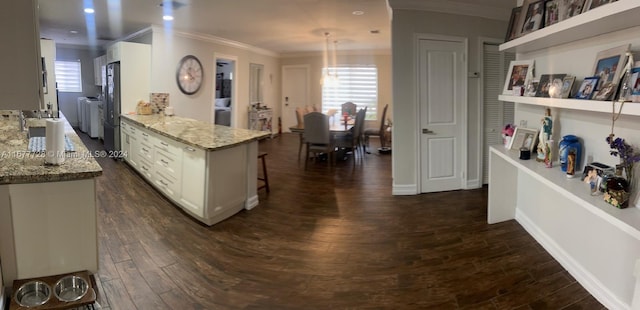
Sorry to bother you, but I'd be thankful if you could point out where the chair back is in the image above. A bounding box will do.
[295,107,305,126]
[341,102,357,118]
[354,107,367,137]
[378,104,389,133]
[303,112,330,145]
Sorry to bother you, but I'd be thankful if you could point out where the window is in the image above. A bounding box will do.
[55,60,83,92]
[322,66,378,120]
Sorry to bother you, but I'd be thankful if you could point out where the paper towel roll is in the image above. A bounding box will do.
[45,118,65,165]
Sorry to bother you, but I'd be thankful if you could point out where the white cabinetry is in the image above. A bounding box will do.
[106,42,151,114]
[94,55,106,86]
[121,118,250,226]
[180,146,206,217]
[0,0,43,110]
[249,109,273,135]
[492,2,640,309]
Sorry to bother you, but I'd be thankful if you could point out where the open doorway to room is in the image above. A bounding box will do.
[212,54,237,126]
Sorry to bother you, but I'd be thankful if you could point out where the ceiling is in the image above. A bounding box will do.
[38,0,515,55]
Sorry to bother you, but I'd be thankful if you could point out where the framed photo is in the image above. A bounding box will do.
[583,0,611,12]
[593,81,616,100]
[545,0,560,27]
[517,0,546,37]
[508,127,539,152]
[631,66,640,103]
[535,73,567,97]
[525,79,540,96]
[575,76,600,99]
[591,44,630,96]
[505,7,523,41]
[561,76,576,98]
[561,0,586,19]
[503,60,535,95]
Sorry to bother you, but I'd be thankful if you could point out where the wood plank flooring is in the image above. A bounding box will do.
[78,131,605,309]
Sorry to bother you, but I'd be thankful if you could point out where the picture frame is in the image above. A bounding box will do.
[631,66,640,103]
[575,76,600,99]
[561,0,586,20]
[583,0,611,13]
[508,127,539,152]
[593,81,616,101]
[535,73,567,97]
[517,0,546,37]
[560,76,576,98]
[505,6,523,41]
[525,79,540,96]
[544,0,560,27]
[591,44,630,96]
[503,60,535,95]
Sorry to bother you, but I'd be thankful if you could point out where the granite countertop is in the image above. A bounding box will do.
[121,114,270,151]
[0,112,103,185]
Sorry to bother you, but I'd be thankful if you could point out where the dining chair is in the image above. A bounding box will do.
[364,104,388,152]
[341,102,357,118]
[303,112,334,168]
[335,107,367,163]
[295,107,306,159]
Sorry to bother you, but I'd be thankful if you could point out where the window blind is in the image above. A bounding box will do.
[55,60,83,93]
[321,66,378,120]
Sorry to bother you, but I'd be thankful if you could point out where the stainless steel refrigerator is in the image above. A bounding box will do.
[104,62,120,153]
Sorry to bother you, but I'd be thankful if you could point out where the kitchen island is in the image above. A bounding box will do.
[0,112,102,287]
[120,114,269,226]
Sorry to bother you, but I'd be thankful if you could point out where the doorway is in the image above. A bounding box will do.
[213,54,237,127]
[281,65,310,132]
[417,35,467,193]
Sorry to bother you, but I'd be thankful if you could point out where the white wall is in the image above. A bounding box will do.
[391,9,508,193]
[40,39,58,112]
[149,28,280,128]
[280,51,392,128]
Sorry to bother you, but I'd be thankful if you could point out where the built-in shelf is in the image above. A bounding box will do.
[490,146,640,240]
[499,95,640,116]
[500,0,640,53]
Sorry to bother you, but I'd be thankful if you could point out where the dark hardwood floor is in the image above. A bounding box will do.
[78,131,605,309]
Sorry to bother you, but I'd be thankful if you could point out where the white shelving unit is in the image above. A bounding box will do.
[492,2,640,309]
[500,0,640,53]
[499,95,640,116]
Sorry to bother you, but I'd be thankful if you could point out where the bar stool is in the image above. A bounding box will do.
[258,152,270,193]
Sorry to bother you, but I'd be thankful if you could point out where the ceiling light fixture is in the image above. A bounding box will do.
[69,30,79,34]
[163,15,174,21]
[84,8,95,14]
[322,32,339,86]
[352,10,364,16]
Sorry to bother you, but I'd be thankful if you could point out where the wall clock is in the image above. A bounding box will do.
[176,55,203,95]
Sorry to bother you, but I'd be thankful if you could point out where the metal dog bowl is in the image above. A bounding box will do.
[54,275,88,302]
[15,280,52,307]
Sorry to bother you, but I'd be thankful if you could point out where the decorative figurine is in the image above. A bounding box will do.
[536,108,553,162]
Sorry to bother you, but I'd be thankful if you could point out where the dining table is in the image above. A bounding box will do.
[289,123,354,159]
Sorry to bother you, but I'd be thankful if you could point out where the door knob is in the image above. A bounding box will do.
[422,128,435,134]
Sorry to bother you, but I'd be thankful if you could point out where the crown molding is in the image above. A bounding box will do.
[150,25,280,58]
[281,49,392,59]
[387,0,513,21]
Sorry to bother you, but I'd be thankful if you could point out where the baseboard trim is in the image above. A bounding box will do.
[245,195,259,210]
[392,184,417,195]
[466,179,481,189]
[515,209,628,310]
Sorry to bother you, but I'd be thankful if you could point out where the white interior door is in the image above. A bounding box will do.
[419,37,466,193]
[282,65,309,132]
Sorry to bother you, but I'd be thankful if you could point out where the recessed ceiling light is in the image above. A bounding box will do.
[352,10,364,16]
[84,8,95,14]
[70,30,79,34]
[163,15,174,21]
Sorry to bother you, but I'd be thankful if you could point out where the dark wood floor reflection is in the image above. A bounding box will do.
[79,131,604,309]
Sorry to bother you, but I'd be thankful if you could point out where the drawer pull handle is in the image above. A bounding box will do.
[141,166,148,171]
[159,179,168,186]
[142,133,148,137]
[184,147,196,152]
[161,159,169,165]
[161,142,169,147]
[142,147,148,152]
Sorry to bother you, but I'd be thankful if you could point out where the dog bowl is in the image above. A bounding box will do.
[15,280,52,307]
[54,275,88,302]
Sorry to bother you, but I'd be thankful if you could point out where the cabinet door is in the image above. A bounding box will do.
[180,146,206,217]
[93,55,106,86]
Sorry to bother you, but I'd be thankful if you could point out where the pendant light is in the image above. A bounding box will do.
[322,32,339,86]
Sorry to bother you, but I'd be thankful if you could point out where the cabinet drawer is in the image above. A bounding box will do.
[139,129,153,144]
[137,157,153,180]
[138,141,153,162]
[155,148,181,179]
[154,137,181,155]
[154,170,180,199]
